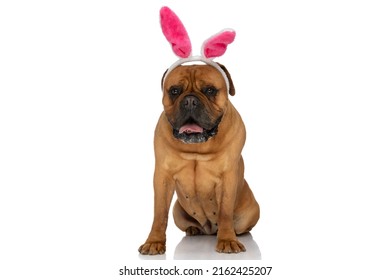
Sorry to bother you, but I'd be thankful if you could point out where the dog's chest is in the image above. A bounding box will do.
[173,161,221,228]
[174,161,220,197]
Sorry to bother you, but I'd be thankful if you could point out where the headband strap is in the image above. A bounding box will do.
[163,56,231,92]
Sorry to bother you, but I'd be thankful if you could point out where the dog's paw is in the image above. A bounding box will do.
[216,239,246,254]
[186,226,204,236]
[138,242,166,255]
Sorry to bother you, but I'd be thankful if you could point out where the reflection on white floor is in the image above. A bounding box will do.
[138,233,261,260]
[174,233,261,260]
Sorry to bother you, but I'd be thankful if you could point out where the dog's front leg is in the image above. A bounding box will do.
[216,171,246,253]
[138,170,175,255]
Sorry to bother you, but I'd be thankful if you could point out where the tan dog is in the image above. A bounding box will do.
[138,64,260,255]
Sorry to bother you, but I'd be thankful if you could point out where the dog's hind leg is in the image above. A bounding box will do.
[233,179,260,235]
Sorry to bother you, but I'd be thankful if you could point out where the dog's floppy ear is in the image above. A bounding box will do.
[217,63,235,96]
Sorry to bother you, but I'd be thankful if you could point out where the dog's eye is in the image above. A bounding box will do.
[169,86,183,97]
[202,86,218,96]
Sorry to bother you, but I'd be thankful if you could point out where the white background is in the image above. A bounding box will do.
[1,0,389,279]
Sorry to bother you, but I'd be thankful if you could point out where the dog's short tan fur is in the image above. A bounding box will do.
[139,64,260,255]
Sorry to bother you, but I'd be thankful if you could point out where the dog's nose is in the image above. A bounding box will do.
[183,95,199,110]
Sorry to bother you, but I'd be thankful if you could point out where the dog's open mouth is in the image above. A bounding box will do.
[179,123,204,134]
[173,118,221,144]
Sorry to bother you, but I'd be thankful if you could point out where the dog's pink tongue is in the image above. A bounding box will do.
[179,124,204,134]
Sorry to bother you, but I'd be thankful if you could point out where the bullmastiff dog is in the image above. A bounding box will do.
[138,63,260,255]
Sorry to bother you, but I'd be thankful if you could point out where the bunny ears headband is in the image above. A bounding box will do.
[160,6,236,92]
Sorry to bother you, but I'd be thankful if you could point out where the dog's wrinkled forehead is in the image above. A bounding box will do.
[164,65,226,90]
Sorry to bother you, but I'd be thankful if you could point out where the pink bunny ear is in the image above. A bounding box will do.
[160,6,192,58]
[202,29,236,59]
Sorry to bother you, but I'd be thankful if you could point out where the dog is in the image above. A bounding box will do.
[138,63,260,255]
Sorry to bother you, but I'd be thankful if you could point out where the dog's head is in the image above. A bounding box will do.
[161,63,235,144]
